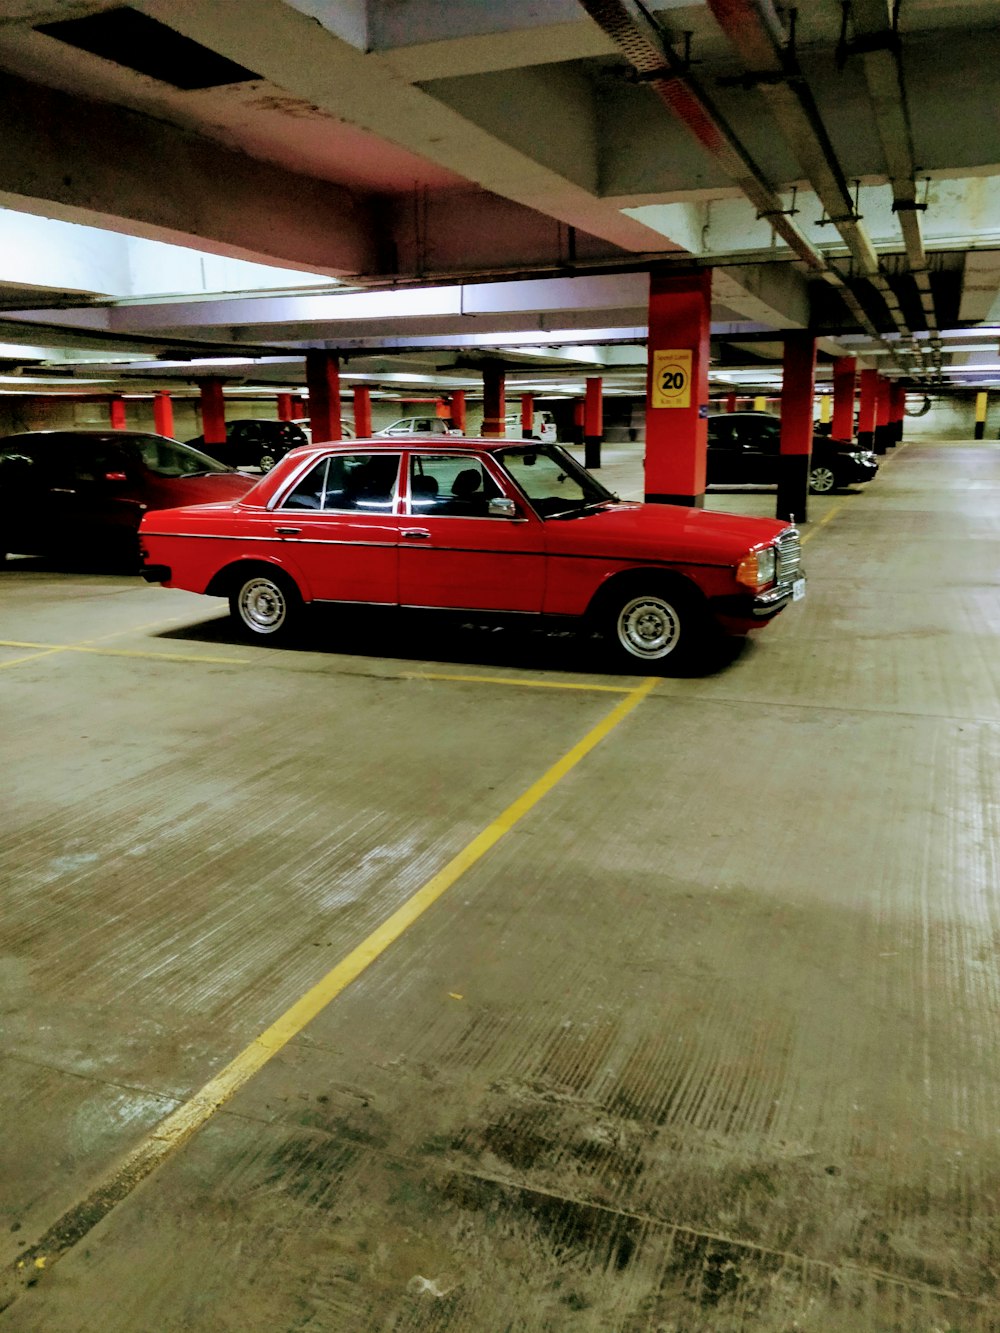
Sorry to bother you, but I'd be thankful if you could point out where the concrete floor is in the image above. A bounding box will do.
[1,439,999,1331]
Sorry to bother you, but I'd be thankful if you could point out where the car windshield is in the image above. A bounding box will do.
[496,444,617,518]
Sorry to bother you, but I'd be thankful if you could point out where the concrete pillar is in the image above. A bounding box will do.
[891,384,906,446]
[199,378,226,446]
[109,396,126,430]
[725,391,737,413]
[305,350,341,443]
[778,333,816,524]
[353,386,372,438]
[645,271,711,506]
[818,393,832,426]
[481,363,506,438]
[857,369,879,453]
[450,390,466,435]
[975,391,988,441]
[153,391,173,438]
[831,357,857,440]
[520,392,534,440]
[572,400,585,448]
[277,393,294,422]
[874,376,893,452]
[584,377,603,469]
[753,395,767,412]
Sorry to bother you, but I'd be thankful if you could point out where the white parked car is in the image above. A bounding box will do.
[376,416,461,437]
[291,418,355,443]
[504,410,557,443]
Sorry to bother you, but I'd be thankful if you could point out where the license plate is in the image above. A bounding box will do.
[792,577,806,602]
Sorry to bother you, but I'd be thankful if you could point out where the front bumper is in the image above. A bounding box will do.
[711,574,806,621]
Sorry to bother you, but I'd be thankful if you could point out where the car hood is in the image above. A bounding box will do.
[547,501,791,562]
[146,472,257,506]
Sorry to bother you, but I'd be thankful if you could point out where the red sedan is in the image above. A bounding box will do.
[139,440,805,667]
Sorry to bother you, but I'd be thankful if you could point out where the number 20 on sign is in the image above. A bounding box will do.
[651,349,693,409]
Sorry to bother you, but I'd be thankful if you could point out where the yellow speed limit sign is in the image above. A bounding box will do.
[651,349,692,409]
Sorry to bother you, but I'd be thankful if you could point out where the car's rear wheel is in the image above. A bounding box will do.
[229,569,300,640]
[809,464,837,494]
[258,451,278,472]
[598,580,704,669]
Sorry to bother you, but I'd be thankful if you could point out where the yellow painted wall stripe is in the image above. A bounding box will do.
[3,673,659,1304]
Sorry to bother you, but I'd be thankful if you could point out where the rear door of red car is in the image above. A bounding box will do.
[397,451,545,612]
[265,451,401,603]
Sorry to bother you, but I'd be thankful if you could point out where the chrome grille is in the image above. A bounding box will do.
[776,528,802,583]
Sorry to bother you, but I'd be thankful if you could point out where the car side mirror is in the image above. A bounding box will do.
[488,497,517,518]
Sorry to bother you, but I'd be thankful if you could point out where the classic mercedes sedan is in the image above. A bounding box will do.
[139,440,805,667]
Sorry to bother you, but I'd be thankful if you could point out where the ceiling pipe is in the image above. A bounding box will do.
[844,0,942,375]
[577,0,903,366]
[703,0,919,375]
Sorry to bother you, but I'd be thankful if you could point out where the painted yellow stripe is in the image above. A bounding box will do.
[405,669,633,694]
[801,502,843,544]
[5,674,658,1296]
[0,639,246,666]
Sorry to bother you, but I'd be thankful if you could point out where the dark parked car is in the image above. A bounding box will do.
[0,430,256,563]
[186,418,309,471]
[707,412,877,494]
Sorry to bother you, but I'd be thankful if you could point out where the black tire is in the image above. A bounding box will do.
[229,568,301,641]
[597,579,704,670]
[809,464,837,494]
[258,451,278,472]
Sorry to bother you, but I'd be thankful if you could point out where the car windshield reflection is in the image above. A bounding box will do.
[496,445,617,518]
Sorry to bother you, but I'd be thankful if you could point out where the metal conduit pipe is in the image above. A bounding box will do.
[704,0,919,370]
[577,0,900,363]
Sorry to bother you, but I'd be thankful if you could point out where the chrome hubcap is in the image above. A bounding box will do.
[811,467,835,493]
[240,578,286,632]
[617,595,680,659]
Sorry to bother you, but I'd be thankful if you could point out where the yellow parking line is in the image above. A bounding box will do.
[0,639,246,667]
[404,670,633,694]
[4,674,659,1302]
[801,501,843,544]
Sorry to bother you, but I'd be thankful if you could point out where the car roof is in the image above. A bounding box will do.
[0,429,172,443]
[291,436,524,456]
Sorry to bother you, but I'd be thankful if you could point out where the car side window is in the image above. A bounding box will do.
[281,454,400,512]
[408,455,503,517]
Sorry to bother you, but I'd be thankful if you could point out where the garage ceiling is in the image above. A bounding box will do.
[1,0,1000,402]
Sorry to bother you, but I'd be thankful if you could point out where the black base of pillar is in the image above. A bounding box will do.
[644,492,705,508]
[975,421,986,440]
[584,436,602,469]
[522,427,534,440]
[874,423,893,453]
[857,429,875,453]
[776,454,809,524]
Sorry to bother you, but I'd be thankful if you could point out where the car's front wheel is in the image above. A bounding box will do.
[599,581,703,669]
[229,569,301,641]
[809,464,837,494]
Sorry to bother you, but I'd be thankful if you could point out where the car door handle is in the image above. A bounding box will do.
[50,487,77,494]
[275,526,301,535]
[402,528,431,539]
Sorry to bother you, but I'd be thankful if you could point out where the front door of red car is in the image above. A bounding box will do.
[397,452,545,612]
[265,452,401,603]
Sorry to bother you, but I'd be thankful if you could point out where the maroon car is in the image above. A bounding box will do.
[0,430,256,564]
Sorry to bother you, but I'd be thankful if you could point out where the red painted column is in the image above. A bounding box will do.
[277,393,294,422]
[831,357,857,440]
[109,396,126,430]
[572,400,585,448]
[481,363,505,438]
[305,350,341,443]
[450,390,466,435]
[891,383,906,446]
[153,391,173,437]
[778,333,816,523]
[353,386,372,438]
[584,376,603,468]
[857,368,878,452]
[874,376,893,453]
[520,393,534,439]
[645,271,711,505]
[725,391,737,413]
[199,378,226,446]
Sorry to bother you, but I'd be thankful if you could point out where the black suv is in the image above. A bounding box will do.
[186,418,309,471]
[707,412,878,494]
